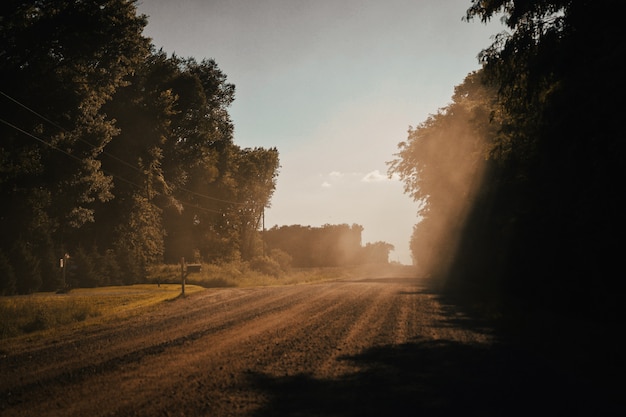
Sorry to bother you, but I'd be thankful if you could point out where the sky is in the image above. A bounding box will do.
[135,0,504,264]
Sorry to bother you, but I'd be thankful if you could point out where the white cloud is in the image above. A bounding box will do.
[361,169,399,183]
[321,181,332,188]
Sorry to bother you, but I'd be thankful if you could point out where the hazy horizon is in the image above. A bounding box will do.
[137,0,505,264]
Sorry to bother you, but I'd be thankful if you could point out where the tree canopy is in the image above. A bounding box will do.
[391,0,625,322]
[263,224,393,267]
[0,0,280,292]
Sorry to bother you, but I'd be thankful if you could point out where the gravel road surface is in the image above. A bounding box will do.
[0,275,622,416]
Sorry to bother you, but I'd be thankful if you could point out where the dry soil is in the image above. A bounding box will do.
[0,275,622,416]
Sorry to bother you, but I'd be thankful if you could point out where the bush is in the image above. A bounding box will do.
[11,241,42,294]
[249,256,282,277]
[269,249,292,272]
[0,250,16,295]
[97,249,122,286]
[71,246,100,288]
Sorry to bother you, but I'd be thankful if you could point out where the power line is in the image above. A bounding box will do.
[1,91,66,132]
[0,118,83,163]
[0,117,224,215]
[1,90,146,173]
[0,89,245,206]
[0,117,151,194]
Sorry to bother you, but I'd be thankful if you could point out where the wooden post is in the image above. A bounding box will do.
[180,257,186,296]
[61,253,70,290]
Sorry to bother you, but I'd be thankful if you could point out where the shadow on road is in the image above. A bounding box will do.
[247,295,624,417]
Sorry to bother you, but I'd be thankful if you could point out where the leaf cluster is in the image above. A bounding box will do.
[0,0,280,294]
[393,0,625,322]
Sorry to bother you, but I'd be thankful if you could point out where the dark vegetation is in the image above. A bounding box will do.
[0,0,281,293]
[1,0,623,347]
[263,224,394,267]
[0,1,396,295]
[388,0,625,365]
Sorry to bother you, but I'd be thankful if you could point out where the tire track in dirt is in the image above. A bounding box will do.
[1,283,353,416]
[0,276,494,417]
[0,286,304,393]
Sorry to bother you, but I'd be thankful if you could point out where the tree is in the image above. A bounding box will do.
[0,250,17,295]
[0,0,149,292]
[361,242,395,264]
[0,1,283,288]
[388,71,498,276]
[92,49,177,275]
[263,224,375,267]
[463,0,626,319]
[229,147,280,260]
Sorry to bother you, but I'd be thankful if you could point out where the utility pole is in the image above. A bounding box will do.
[262,206,266,257]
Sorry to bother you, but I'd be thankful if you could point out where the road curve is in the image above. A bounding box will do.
[0,276,619,416]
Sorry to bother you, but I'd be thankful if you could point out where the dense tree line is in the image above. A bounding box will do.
[263,224,394,267]
[0,0,279,294]
[390,0,624,323]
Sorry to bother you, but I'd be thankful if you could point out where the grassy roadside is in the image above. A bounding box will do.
[146,264,359,288]
[147,262,417,288]
[0,284,204,342]
[0,263,417,344]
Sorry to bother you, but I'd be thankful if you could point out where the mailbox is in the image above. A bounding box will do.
[186,264,202,274]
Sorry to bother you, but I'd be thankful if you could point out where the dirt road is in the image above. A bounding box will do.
[0,276,621,416]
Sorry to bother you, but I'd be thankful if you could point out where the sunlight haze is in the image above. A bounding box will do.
[136,0,504,264]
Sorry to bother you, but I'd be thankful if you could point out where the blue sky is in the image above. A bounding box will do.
[136,0,504,264]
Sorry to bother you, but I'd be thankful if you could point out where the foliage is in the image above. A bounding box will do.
[464,0,625,320]
[388,71,498,277]
[0,1,280,291]
[0,250,16,296]
[249,256,282,278]
[361,242,395,265]
[10,241,42,295]
[69,246,100,288]
[392,0,625,322]
[269,249,293,272]
[263,224,392,267]
[145,260,366,289]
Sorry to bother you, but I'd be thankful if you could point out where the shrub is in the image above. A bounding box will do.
[249,256,281,278]
[0,250,16,295]
[97,249,122,286]
[71,246,100,288]
[269,249,292,272]
[11,241,42,294]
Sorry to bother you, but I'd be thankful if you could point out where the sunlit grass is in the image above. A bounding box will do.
[1,263,415,344]
[147,262,363,289]
[0,284,203,341]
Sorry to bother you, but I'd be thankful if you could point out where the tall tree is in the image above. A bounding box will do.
[230,147,280,260]
[461,0,625,318]
[388,71,498,277]
[0,0,149,292]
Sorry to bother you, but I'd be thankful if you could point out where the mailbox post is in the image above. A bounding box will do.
[180,257,186,296]
[180,257,202,296]
[60,253,70,290]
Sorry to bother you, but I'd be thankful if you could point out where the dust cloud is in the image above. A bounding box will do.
[393,85,491,282]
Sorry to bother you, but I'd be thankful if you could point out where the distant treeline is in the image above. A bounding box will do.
[263,224,394,268]
[389,1,624,323]
[0,1,279,293]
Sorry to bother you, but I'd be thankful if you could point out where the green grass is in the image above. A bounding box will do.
[1,263,415,343]
[0,284,203,341]
[147,262,363,288]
